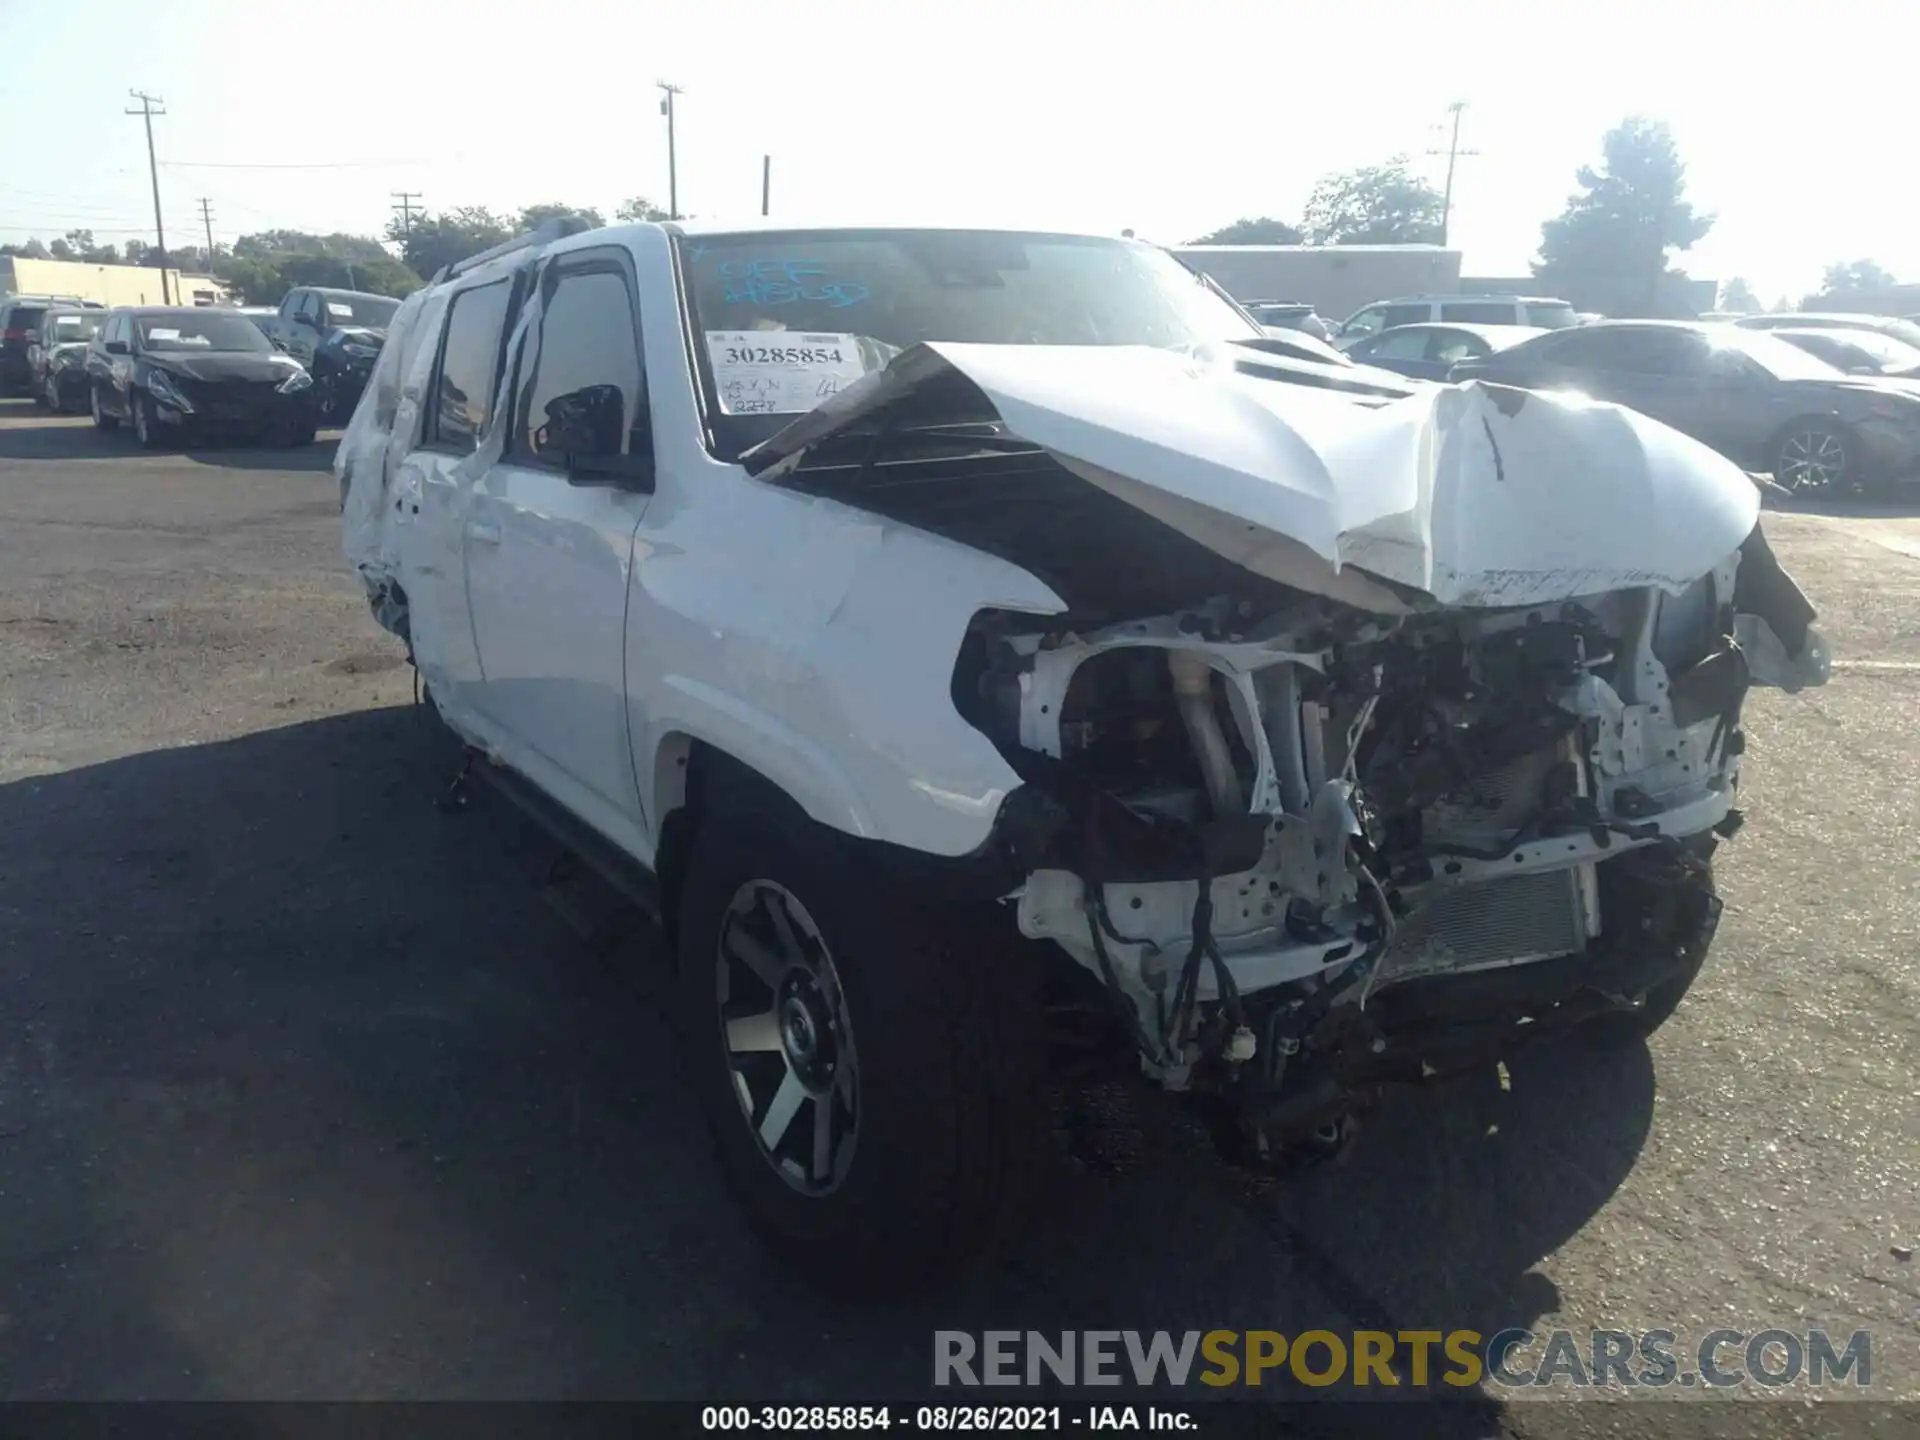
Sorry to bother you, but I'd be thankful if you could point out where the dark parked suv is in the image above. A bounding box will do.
[1450,319,1920,495]
[0,294,95,391]
[29,305,108,411]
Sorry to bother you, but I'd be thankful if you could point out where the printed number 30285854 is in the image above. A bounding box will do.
[723,346,845,366]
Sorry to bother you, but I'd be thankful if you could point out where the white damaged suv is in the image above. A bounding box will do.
[341,221,1829,1291]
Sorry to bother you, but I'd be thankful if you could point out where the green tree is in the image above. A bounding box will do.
[386,206,513,278]
[1717,276,1759,312]
[1533,117,1713,317]
[1821,258,1897,293]
[1186,216,1304,245]
[234,230,392,265]
[1301,159,1443,245]
[616,196,672,223]
[517,202,605,232]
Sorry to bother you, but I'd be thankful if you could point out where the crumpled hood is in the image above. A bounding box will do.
[329,326,386,346]
[750,342,1761,612]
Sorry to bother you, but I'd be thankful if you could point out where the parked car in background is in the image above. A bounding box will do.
[339,220,1828,1291]
[28,305,108,411]
[1450,319,1920,495]
[1340,322,1544,381]
[1736,311,1920,351]
[86,306,319,449]
[266,286,401,424]
[1770,327,1920,380]
[236,305,279,338]
[1244,300,1334,341]
[1334,293,1578,348]
[0,293,94,391]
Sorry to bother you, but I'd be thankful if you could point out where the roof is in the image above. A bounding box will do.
[1369,322,1547,343]
[1370,293,1572,306]
[660,218,1124,241]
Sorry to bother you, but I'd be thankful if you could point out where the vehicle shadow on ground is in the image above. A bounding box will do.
[0,706,1654,1418]
[0,406,338,473]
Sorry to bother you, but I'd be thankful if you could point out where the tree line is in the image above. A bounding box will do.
[0,197,671,305]
[1189,117,1901,319]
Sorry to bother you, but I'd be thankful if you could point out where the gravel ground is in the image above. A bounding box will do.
[0,396,1913,1431]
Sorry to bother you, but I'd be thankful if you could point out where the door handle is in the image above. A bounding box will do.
[466,520,503,545]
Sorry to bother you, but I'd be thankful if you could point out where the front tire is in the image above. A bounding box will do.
[90,383,119,431]
[132,392,163,449]
[1583,856,1718,1046]
[676,800,1044,1294]
[1773,421,1854,496]
[44,372,64,413]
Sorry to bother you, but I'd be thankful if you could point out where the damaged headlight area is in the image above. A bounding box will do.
[957,537,1823,1167]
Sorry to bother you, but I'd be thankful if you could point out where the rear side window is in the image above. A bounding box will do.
[1440,302,1513,324]
[6,305,47,336]
[510,262,645,467]
[1524,302,1578,328]
[1379,303,1430,330]
[1368,328,1433,361]
[428,280,513,451]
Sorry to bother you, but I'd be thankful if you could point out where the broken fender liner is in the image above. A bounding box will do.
[1733,521,1818,655]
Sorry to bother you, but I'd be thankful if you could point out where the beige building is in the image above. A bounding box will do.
[0,255,231,308]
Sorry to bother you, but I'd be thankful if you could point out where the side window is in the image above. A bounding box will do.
[1369,328,1434,361]
[1380,303,1431,330]
[1538,328,1696,373]
[1428,330,1485,365]
[510,263,645,467]
[1440,302,1515,324]
[277,291,298,320]
[1341,306,1389,339]
[427,280,514,451]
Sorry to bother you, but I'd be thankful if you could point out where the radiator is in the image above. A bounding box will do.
[1377,866,1590,985]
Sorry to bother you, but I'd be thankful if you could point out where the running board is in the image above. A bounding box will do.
[473,751,664,921]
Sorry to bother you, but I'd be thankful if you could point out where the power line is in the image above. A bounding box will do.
[390,191,422,235]
[125,89,172,303]
[657,81,684,220]
[160,158,428,170]
[1425,100,1480,248]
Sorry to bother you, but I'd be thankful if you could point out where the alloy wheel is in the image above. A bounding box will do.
[714,879,859,1196]
[1778,429,1847,493]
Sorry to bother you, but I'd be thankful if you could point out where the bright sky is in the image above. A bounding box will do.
[1,0,1910,305]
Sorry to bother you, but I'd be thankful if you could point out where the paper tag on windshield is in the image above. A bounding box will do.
[704,331,867,415]
[328,302,355,318]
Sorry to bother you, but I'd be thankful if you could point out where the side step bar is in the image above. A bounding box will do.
[473,751,663,921]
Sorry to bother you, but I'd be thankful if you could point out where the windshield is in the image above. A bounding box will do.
[136,312,275,353]
[44,311,104,344]
[1789,329,1920,370]
[1704,327,1845,381]
[678,229,1263,457]
[320,294,399,329]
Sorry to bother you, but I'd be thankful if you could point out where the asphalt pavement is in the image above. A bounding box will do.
[0,395,1914,1431]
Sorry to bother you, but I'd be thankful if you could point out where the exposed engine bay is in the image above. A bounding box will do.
[957,527,1828,1159]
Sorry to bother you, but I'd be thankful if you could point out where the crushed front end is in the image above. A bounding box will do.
[961,530,1828,1165]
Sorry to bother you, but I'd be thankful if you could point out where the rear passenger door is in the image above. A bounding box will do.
[401,277,517,714]
[463,247,654,852]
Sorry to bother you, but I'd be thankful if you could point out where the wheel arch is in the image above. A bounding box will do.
[1764,410,1855,463]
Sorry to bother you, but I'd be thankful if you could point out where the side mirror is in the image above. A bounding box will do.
[535,384,653,489]
[105,340,130,356]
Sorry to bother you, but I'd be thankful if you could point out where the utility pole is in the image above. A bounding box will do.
[1426,100,1479,248]
[197,197,215,264]
[390,191,421,236]
[657,81,684,220]
[761,154,771,217]
[126,90,171,304]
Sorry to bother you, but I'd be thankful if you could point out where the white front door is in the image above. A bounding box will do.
[464,251,654,850]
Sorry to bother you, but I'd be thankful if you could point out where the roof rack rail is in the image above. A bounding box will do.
[432,214,594,285]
